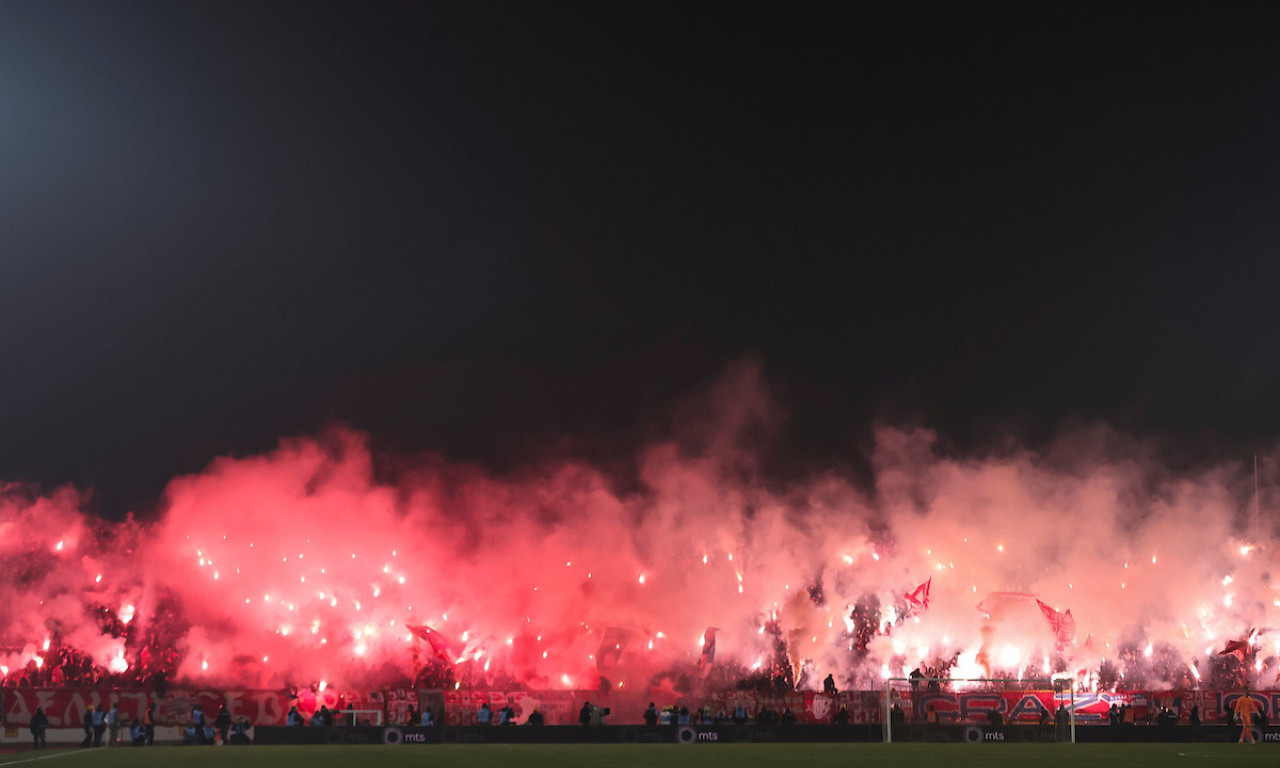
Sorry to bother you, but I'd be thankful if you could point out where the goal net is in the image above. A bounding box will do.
[336,709,385,726]
[884,677,1075,743]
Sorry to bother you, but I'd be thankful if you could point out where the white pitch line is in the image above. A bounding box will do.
[0,750,94,767]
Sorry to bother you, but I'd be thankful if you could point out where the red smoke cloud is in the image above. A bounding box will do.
[1,364,1277,694]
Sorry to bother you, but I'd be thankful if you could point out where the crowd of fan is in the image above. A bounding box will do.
[2,641,180,692]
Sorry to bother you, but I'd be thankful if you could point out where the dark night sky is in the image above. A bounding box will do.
[2,3,1279,516]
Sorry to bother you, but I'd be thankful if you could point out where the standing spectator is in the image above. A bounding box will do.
[644,702,658,726]
[30,706,48,749]
[833,704,850,726]
[406,705,417,726]
[192,703,205,729]
[286,706,304,726]
[215,704,232,743]
[823,674,838,694]
[81,706,94,748]
[144,704,156,746]
[92,704,106,747]
[106,702,120,746]
[477,702,493,726]
[578,701,592,726]
[420,707,434,727]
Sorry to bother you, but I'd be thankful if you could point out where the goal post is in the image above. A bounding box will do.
[884,677,1074,744]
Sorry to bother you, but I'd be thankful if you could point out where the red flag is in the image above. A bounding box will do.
[1219,639,1249,661]
[904,578,931,612]
[699,627,718,666]
[1036,599,1076,647]
[406,625,456,662]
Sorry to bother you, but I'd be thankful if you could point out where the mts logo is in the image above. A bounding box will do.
[984,732,1005,741]
[403,733,427,743]
[697,732,719,741]
[1263,733,1280,742]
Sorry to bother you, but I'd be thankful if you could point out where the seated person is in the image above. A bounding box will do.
[201,724,217,744]
[230,717,252,745]
[181,722,198,745]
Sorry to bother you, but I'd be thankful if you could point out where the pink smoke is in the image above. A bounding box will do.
[0,364,1276,695]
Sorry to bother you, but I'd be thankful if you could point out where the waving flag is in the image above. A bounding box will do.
[699,627,719,667]
[1219,639,1250,662]
[904,578,932,613]
[1035,599,1076,647]
[406,625,456,662]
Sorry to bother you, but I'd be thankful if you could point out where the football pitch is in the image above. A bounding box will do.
[0,744,1274,768]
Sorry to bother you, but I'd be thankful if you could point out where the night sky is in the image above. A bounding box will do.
[2,3,1279,517]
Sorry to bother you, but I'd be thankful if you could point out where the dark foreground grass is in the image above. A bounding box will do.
[0,743,1274,768]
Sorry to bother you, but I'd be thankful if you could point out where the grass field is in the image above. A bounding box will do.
[0,743,1275,768]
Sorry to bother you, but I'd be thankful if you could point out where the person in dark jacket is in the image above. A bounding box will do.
[30,706,48,749]
[215,704,232,743]
[644,702,658,726]
[81,706,94,748]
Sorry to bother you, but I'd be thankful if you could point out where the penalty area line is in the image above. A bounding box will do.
[0,751,93,766]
